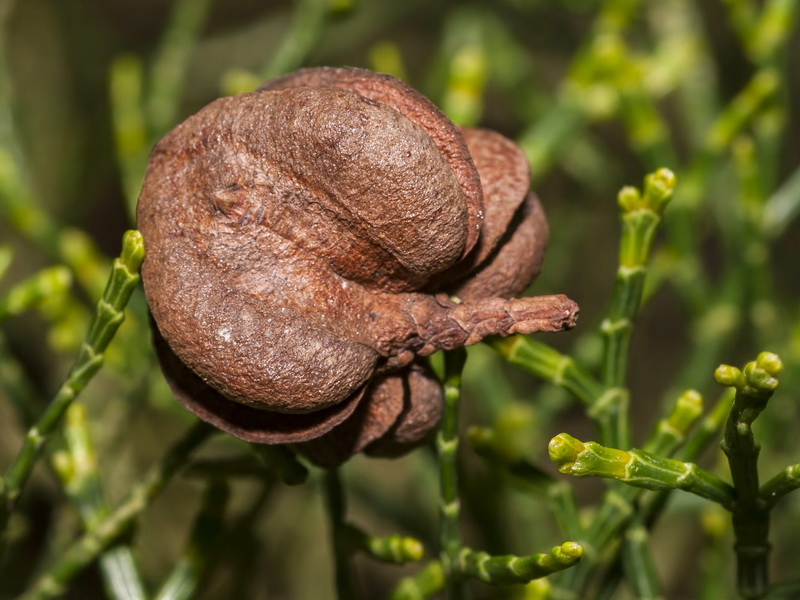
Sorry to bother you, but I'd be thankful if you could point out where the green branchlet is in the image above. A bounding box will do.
[437,348,467,597]
[342,525,424,565]
[705,69,779,155]
[223,0,336,95]
[549,433,628,479]
[0,150,112,299]
[590,386,719,555]
[493,169,718,599]
[715,352,784,599]
[51,403,148,600]
[621,513,663,600]
[433,350,587,595]
[459,542,584,585]
[716,353,783,493]
[598,168,676,449]
[749,0,799,63]
[440,19,489,127]
[324,469,357,600]
[555,352,792,600]
[645,389,703,456]
[110,54,149,214]
[57,228,110,300]
[759,463,800,509]
[0,230,145,543]
[146,0,215,138]
[0,263,86,356]
[549,433,735,508]
[489,336,604,407]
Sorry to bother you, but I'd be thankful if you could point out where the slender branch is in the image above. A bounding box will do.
[489,336,605,407]
[438,348,467,599]
[554,387,726,599]
[593,388,708,596]
[342,524,423,565]
[716,352,783,599]
[639,394,731,532]
[458,542,583,585]
[110,55,149,218]
[759,464,800,509]
[549,433,735,509]
[0,231,145,545]
[599,169,675,447]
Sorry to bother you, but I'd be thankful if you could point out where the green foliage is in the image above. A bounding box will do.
[1,1,799,599]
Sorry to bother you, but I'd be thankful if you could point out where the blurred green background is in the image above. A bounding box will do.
[1,0,799,598]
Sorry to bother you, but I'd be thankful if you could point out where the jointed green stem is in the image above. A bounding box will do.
[494,171,678,597]
[759,464,800,509]
[342,525,423,565]
[716,353,782,599]
[599,170,675,447]
[0,231,145,546]
[643,389,704,456]
[438,348,467,599]
[489,336,604,407]
[549,389,730,598]
[519,0,643,176]
[549,434,735,508]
